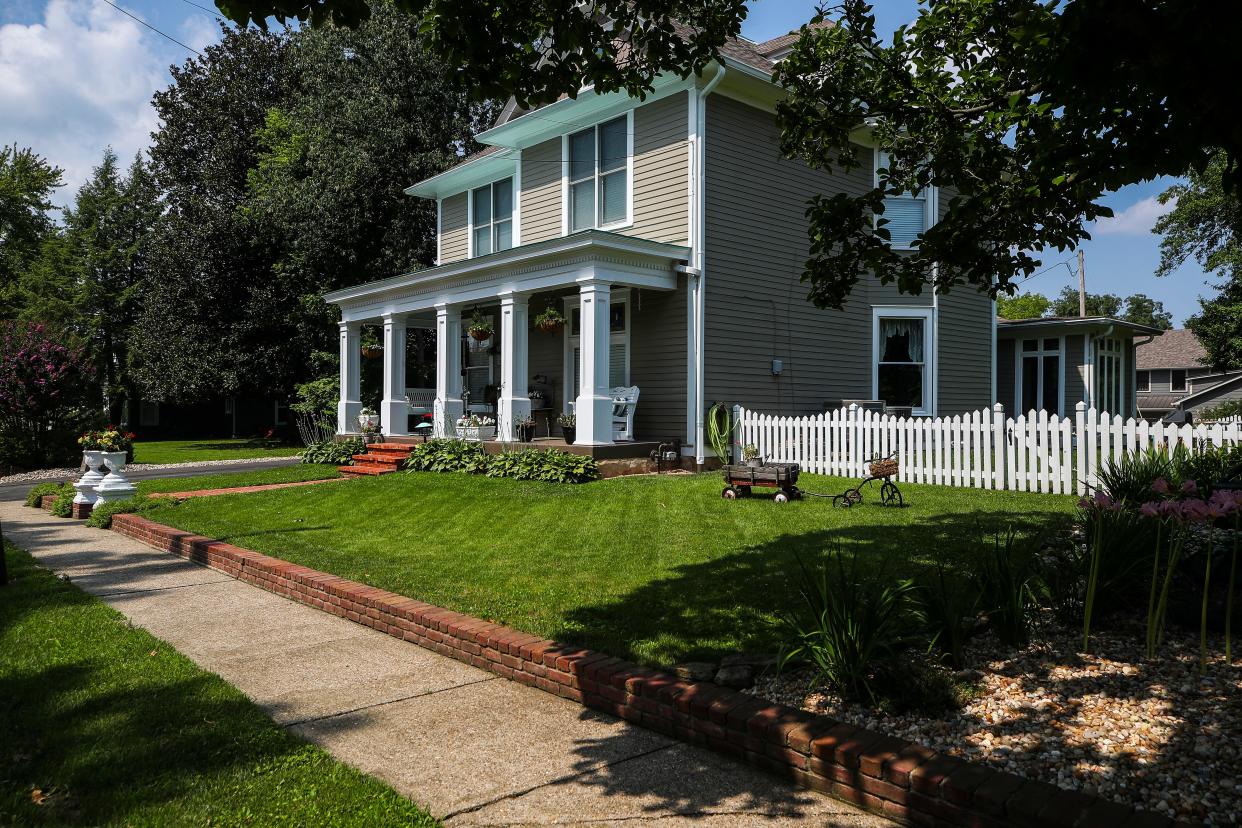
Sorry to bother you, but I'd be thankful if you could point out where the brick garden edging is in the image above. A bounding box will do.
[109,513,1187,828]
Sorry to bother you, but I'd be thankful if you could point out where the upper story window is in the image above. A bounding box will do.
[1170,369,1188,393]
[566,114,630,233]
[874,150,932,249]
[1136,370,1150,393]
[470,178,513,257]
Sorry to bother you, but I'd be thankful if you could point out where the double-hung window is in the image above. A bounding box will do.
[874,309,932,414]
[471,178,513,257]
[874,150,931,249]
[1170,369,1188,393]
[1136,370,1150,393]
[567,115,629,232]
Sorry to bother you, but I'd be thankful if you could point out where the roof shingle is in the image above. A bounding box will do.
[1136,329,1209,370]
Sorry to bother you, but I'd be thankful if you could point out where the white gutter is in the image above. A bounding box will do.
[692,62,726,464]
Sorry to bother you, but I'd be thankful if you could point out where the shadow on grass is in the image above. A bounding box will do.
[553,507,1070,666]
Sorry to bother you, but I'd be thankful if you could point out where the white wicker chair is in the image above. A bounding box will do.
[611,386,640,442]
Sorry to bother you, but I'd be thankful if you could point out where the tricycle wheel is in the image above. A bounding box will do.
[881,482,903,507]
[848,489,863,506]
[773,491,790,504]
[722,487,737,500]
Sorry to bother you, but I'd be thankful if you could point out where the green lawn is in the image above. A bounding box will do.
[0,541,437,827]
[132,438,303,465]
[136,464,342,495]
[143,471,1076,666]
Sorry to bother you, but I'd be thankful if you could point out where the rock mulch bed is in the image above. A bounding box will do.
[748,620,1242,826]
[0,455,300,486]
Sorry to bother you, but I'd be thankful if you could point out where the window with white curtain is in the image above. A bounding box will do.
[470,178,513,257]
[874,150,930,248]
[567,115,629,232]
[875,314,930,413]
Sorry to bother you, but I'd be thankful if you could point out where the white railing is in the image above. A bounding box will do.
[734,402,1242,496]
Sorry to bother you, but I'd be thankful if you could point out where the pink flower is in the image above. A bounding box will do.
[1151,477,1170,494]
[1181,499,1210,523]
[1182,479,1199,494]
[1140,501,1162,518]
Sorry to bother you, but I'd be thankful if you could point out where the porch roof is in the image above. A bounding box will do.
[325,230,690,322]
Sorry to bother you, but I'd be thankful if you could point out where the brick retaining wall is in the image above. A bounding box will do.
[109,513,1187,828]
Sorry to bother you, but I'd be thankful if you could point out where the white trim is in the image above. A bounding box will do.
[871,306,935,416]
[468,177,515,259]
[560,133,569,237]
[513,154,522,247]
[466,186,474,259]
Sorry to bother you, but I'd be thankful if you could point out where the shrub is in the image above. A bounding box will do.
[85,495,161,529]
[403,440,600,483]
[917,560,980,668]
[975,529,1041,648]
[0,322,95,471]
[301,437,364,465]
[778,552,921,704]
[24,481,71,508]
[1200,400,1242,421]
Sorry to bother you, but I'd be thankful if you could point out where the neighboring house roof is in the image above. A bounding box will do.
[754,19,836,57]
[1175,373,1242,409]
[1136,328,1209,370]
[996,316,1165,336]
[1137,394,1181,412]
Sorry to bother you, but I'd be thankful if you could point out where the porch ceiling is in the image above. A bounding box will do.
[326,230,689,323]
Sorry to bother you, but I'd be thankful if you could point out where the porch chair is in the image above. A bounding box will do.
[611,386,640,442]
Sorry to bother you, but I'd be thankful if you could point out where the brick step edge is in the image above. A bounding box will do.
[108,513,1188,828]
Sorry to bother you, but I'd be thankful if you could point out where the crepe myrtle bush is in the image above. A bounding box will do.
[0,322,95,470]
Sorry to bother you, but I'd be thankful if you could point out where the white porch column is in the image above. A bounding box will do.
[498,293,531,441]
[380,314,408,436]
[575,280,614,445]
[434,304,464,437]
[337,321,362,434]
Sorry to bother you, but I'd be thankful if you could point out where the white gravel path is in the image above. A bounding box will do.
[0,455,301,486]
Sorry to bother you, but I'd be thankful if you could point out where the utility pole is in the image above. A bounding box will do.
[1077,249,1087,318]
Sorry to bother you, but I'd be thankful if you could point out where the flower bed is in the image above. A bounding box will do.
[751,617,1240,825]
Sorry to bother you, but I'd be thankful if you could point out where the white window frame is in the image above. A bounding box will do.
[561,111,634,235]
[1094,337,1126,415]
[467,178,515,258]
[562,289,631,413]
[871,306,935,416]
[1014,336,1066,417]
[1136,370,1150,393]
[1170,368,1188,393]
[873,149,937,250]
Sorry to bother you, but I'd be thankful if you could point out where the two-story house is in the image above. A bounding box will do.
[1137,328,1242,420]
[324,32,995,462]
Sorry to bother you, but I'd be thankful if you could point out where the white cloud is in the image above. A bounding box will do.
[0,0,167,205]
[1090,195,1176,236]
[179,13,221,55]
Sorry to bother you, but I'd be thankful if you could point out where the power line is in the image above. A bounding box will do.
[1017,256,1076,286]
[177,0,224,18]
[100,0,203,56]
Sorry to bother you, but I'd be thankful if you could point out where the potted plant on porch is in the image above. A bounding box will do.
[455,413,496,441]
[467,310,494,342]
[358,407,380,440]
[532,305,565,334]
[557,413,576,445]
[514,414,536,443]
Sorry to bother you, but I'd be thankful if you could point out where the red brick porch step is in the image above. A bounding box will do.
[338,442,413,477]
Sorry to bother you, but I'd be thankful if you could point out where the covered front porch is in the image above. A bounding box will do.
[324,231,691,449]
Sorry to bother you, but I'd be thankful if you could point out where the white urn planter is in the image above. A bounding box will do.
[455,425,496,441]
[358,412,380,432]
[73,450,107,507]
[93,450,137,504]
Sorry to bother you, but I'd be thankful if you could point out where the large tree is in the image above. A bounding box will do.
[216,0,746,107]
[1155,152,1242,366]
[0,145,63,310]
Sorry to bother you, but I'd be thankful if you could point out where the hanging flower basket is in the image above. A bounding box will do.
[467,309,493,342]
[361,345,383,359]
[533,306,566,335]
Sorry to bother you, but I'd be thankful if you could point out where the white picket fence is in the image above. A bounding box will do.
[733,403,1242,496]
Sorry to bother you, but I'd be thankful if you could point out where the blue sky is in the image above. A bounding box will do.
[0,0,1212,324]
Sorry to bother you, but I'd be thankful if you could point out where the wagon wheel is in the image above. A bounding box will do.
[722,486,737,500]
[773,491,790,504]
[847,488,863,506]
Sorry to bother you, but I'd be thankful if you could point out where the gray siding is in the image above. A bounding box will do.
[521,137,562,244]
[625,91,690,245]
[702,93,991,417]
[517,95,690,248]
[440,193,469,263]
[629,283,688,439]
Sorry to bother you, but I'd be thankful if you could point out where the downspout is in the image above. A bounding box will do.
[692,61,726,465]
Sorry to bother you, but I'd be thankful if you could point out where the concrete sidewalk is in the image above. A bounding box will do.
[0,499,888,827]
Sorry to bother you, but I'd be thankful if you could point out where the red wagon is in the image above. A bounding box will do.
[721,462,802,503]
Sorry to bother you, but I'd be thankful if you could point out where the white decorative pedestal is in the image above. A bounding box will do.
[73,450,106,514]
[94,451,137,504]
